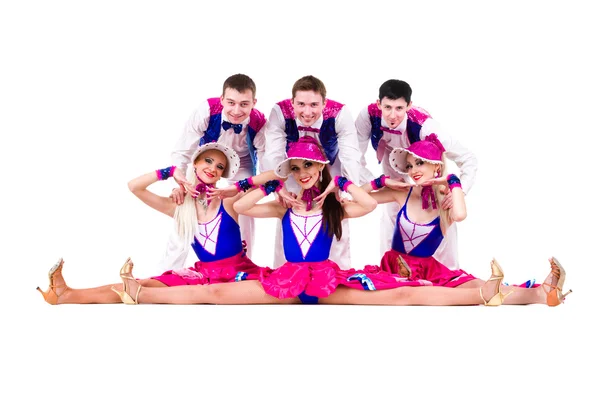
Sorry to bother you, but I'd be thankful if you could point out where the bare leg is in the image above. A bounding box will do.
[503,258,572,306]
[454,278,484,288]
[37,258,168,304]
[322,260,544,306]
[58,279,166,304]
[456,277,546,305]
[321,285,488,306]
[134,280,300,305]
[120,260,299,305]
[456,259,561,305]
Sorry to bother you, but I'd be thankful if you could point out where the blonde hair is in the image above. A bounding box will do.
[433,153,452,236]
[173,149,227,245]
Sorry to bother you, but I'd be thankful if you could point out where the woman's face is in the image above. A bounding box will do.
[193,149,227,184]
[290,159,325,189]
[405,154,439,183]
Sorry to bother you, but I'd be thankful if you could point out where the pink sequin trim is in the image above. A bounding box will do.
[367,102,381,117]
[407,106,431,125]
[207,97,223,116]
[277,99,295,119]
[322,99,343,120]
[248,109,266,132]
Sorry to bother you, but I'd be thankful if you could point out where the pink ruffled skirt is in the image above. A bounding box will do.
[259,259,427,300]
[380,249,477,287]
[151,252,266,286]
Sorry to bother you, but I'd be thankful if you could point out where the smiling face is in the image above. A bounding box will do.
[193,149,227,184]
[292,90,326,127]
[377,97,412,129]
[405,154,439,183]
[220,88,256,125]
[290,158,325,189]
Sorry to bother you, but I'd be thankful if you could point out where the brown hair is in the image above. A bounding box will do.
[318,166,344,240]
[222,74,256,98]
[291,75,327,101]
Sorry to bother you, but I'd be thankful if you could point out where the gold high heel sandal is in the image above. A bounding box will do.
[36,258,68,305]
[110,257,141,305]
[543,257,573,307]
[479,258,514,306]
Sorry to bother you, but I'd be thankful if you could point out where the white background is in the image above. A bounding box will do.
[1,1,598,399]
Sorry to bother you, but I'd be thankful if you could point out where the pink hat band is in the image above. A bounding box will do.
[274,136,329,178]
[389,134,446,174]
[405,139,444,163]
[286,140,329,163]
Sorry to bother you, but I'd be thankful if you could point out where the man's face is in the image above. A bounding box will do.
[377,97,412,129]
[220,88,256,124]
[292,90,325,126]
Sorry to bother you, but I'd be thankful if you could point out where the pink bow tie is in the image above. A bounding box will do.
[194,181,214,195]
[301,186,321,211]
[380,126,402,135]
[298,125,320,133]
[421,186,437,210]
[192,178,215,206]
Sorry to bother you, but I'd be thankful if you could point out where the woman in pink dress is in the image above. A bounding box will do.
[109,137,570,306]
[358,133,571,305]
[37,143,266,304]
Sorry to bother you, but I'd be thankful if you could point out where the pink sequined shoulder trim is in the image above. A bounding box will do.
[367,102,381,117]
[249,109,267,132]
[207,97,223,116]
[407,106,431,125]
[323,99,344,119]
[277,99,295,119]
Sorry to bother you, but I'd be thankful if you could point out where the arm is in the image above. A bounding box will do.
[359,175,412,205]
[262,105,288,173]
[446,175,467,223]
[314,175,377,218]
[335,106,367,184]
[128,169,178,217]
[171,104,210,174]
[232,182,287,219]
[420,175,467,224]
[253,120,267,173]
[340,180,378,219]
[207,170,287,199]
[421,118,478,194]
[355,106,377,184]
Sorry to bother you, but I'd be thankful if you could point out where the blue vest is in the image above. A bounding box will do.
[367,103,432,153]
[277,98,344,165]
[200,97,266,175]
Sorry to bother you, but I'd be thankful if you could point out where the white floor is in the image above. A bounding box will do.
[11,297,594,400]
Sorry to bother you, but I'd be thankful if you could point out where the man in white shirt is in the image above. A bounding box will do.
[263,75,365,269]
[157,74,267,272]
[356,79,478,268]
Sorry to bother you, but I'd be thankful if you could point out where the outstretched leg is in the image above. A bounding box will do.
[322,278,502,306]
[37,258,167,304]
[117,259,299,305]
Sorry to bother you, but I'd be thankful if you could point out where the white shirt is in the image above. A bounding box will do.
[263,101,364,183]
[355,105,477,193]
[171,99,267,173]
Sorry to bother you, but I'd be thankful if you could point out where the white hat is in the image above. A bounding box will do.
[388,134,445,175]
[190,142,240,179]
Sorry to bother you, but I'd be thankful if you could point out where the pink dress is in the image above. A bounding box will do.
[152,202,265,286]
[382,188,538,289]
[259,209,424,303]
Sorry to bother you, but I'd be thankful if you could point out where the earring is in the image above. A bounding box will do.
[319,170,323,182]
